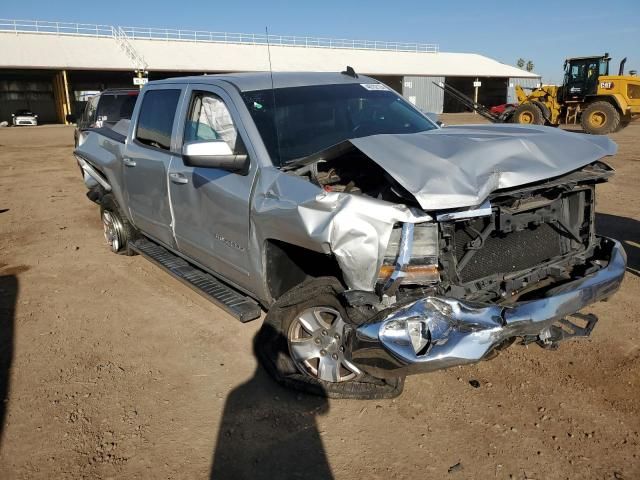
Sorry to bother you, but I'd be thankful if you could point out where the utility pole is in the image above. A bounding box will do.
[473,78,481,114]
[134,69,149,89]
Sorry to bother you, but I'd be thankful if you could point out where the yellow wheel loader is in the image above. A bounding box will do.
[512,54,640,134]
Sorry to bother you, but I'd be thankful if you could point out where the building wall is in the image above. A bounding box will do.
[508,77,541,103]
[402,76,445,114]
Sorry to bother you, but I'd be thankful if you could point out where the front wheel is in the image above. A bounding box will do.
[256,277,404,399]
[511,103,544,125]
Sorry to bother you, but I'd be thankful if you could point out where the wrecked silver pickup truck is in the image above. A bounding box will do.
[74,71,626,399]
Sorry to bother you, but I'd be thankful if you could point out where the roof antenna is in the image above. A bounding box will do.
[265,27,283,165]
[341,66,358,78]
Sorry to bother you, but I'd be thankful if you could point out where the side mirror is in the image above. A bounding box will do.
[66,114,77,123]
[182,140,249,173]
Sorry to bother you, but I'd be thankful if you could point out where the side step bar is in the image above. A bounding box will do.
[129,238,262,323]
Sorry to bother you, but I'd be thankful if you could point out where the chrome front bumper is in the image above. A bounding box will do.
[351,237,626,378]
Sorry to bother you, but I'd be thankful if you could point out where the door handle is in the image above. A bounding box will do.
[169,172,189,185]
[123,158,137,167]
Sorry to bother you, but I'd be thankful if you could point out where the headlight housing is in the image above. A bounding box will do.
[378,222,439,286]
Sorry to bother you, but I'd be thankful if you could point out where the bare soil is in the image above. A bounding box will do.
[0,117,638,479]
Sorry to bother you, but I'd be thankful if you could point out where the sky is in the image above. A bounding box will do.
[3,0,639,83]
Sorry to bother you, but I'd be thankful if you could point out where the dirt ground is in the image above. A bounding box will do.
[0,116,638,480]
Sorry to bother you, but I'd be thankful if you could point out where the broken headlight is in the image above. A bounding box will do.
[378,223,439,285]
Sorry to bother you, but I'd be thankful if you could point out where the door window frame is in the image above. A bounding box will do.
[130,84,188,154]
[175,84,256,173]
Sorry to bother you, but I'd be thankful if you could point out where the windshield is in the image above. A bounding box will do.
[241,83,437,166]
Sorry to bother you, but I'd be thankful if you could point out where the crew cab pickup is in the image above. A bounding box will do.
[74,72,626,398]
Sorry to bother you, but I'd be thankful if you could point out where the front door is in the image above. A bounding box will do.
[123,86,183,248]
[168,86,257,290]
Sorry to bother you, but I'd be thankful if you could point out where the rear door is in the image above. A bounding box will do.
[168,85,257,290]
[123,85,184,248]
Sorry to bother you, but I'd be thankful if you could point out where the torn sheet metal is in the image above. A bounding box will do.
[352,237,626,378]
[302,124,617,211]
[250,167,432,293]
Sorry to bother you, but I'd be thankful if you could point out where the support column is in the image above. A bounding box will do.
[473,78,481,115]
[62,70,72,124]
[52,71,65,124]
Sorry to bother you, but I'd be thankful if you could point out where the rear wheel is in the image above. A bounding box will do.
[511,103,544,125]
[100,194,137,256]
[581,101,621,135]
[256,277,405,399]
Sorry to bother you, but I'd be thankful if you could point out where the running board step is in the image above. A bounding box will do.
[129,238,262,323]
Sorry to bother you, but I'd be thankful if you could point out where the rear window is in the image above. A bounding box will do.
[97,92,138,123]
[135,89,181,151]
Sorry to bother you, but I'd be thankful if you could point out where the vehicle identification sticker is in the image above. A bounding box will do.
[360,83,388,91]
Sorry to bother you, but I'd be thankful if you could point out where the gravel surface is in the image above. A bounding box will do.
[0,118,638,479]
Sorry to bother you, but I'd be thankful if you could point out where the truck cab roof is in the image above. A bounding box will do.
[150,71,379,92]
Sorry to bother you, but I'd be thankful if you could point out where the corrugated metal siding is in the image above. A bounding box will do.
[402,76,445,114]
[507,77,542,103]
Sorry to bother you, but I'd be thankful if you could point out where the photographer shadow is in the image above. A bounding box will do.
[0,273,17,449]
[209,327,333,480]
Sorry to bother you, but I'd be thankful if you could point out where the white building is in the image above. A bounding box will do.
[0,19,540,123]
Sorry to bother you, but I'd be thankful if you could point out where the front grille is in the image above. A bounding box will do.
[455,222,563,283]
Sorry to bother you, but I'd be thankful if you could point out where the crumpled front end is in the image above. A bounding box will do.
[351,237,626,378]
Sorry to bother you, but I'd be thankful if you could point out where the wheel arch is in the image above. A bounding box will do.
[263,239,345,303]
[530,100,552,122]
[585,95,625,114]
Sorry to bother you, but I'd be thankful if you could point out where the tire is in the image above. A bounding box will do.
[581,101,621,135]
[511,103,545,125]
[99,194,138,256]
[614,116,631,133]
[256,277,405,399]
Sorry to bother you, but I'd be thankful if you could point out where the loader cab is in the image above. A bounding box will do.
[561,55,610,102]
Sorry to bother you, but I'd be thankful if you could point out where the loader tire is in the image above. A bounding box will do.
[256,277,405,400]
[581,101,620,135]
[511,103,544,125]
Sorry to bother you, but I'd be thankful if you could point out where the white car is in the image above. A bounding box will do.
[12,109,38,126]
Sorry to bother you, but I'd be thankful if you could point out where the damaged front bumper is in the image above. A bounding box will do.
[351,237,626,378]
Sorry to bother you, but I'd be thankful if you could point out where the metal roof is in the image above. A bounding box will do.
[0,19,540,79]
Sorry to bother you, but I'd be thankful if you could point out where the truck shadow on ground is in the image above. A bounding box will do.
[209,328,333,480]
[0,273,17,449]
[596,213,640,277]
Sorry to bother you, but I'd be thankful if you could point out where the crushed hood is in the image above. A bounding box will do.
[298,124,617,211]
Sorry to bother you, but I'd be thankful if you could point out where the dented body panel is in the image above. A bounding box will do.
[74,72,625,378]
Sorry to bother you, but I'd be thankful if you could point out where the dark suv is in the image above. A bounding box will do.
[72,88,139,147]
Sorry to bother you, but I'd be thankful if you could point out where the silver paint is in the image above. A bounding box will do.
[74,72,619,305]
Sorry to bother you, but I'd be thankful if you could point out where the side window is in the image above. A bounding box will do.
[84,95,99,125]
[136,89,181,151]
[184,92,238,151]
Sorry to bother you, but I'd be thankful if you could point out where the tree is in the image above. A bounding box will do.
[517,58,525,68]
[526,61,535,72]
